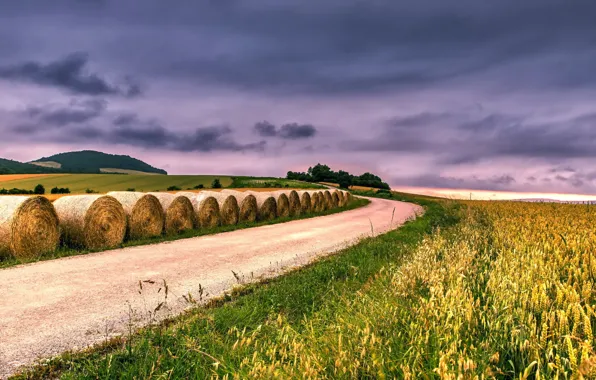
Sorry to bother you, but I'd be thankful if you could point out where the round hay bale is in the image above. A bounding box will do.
[297,191,312,213]
[287,190,301,216]
[53,195,126,250]
[149,193,195,235]
[323,190,333,210]
[222,190,257,223]
[107,192,164,240]
[0,196,60,260]
[331,191,340,208]
[275,192,290,218]
[198,191,239,226]
[178,192,221,228]
[246,191,277,221]
[334,190,345,207]
[310,192,324,213]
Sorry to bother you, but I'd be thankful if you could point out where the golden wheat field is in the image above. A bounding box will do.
[226,201,595,378]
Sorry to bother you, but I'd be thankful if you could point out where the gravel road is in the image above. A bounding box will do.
[0,197,422,378]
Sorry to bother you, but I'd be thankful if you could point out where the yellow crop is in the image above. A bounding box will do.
[227,201,596,378]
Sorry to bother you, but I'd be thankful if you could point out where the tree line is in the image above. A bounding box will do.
[286,164,390,190]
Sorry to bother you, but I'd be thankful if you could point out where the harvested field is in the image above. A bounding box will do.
[53,195,127,250]
[0,196,60,260]
[107,192,164,240]
[1,174,233,194]
[149,193,195,234]
[0,174,57,183]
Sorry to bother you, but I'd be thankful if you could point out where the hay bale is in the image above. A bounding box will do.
[53,195,126,250]
[107,192,164,240]
[334,190,345,207]
[0,196,60,260]
[148,193,195,235]
[274,192,290,218]
[246,191,277,221]
[297,191,312,213]
[331,191,340,208]
[287,190,301,216]
[323,190,333,210]
[198,191,239,226]
[310,192,324,213]
[178,192,221,228]
[222,190,257,223]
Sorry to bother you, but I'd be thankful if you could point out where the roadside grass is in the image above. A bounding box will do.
[13,193,460,379]
[0,198,369,269]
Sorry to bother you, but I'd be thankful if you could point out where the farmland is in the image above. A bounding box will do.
[0,174,233,194]
[19,193,596,379]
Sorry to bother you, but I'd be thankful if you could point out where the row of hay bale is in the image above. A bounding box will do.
[0,189,352,261]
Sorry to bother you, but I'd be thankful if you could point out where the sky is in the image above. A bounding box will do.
[1,1,596,196]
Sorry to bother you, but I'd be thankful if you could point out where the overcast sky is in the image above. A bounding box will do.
[1,1,596,194]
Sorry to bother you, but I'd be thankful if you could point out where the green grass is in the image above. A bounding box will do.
[0,198,369,269]
[0,174,233,194]
[12,193,460,379]
[229,176,326,189]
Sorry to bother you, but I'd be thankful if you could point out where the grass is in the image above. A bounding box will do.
[12,192,458,379]
[0,198,369,270]
[230,176,326,189]
[0,174,233,194]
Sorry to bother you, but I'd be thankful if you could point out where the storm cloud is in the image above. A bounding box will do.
[254,121,317,139]
[0,53,141,97]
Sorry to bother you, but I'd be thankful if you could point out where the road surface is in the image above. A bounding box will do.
[0,197,422,378]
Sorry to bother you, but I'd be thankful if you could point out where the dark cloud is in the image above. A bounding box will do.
[253,121,317,139]
[25,99,107,127]
[254,121,277,137]
[109,113,266,152]
[0,53,141,97]
[347,111,596,165]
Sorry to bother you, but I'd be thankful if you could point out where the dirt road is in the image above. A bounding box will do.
[0,197,422,378]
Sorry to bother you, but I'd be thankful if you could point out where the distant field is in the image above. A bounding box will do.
[0,174,57,183]
[0,174,233,194]
[99,168,163,175]
[231,177,326,189]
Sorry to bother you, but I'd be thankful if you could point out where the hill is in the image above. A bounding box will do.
[31,150,167,175]
[0,158,61,175]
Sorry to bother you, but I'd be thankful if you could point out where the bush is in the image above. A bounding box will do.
[85,188,98,194]
[193,184,205,189]
[167,186,182,191]
[34,184,45,195]
[126,188,136,192]
[211,179,222,189]
[51,187,71,194]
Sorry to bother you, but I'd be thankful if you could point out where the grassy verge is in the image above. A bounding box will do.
[0,198,369,270]
[13,193,460,379]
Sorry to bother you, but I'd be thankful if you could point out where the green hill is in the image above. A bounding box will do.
[0,158,61,175]
[31,150,167,175]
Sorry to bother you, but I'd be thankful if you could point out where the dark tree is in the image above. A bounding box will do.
[34,184,45,194]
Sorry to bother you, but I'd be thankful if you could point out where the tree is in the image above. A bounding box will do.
[34,184,45,194]
[211,178,222,189]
